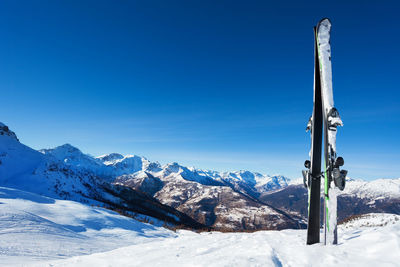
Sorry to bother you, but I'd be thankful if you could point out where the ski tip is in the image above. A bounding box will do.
[317,18,331,28]
[318,18,331,24]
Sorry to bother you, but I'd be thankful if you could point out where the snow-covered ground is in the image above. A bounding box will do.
[41,223,400,267]
[341,213,400,229]
[0,186,174,266]
[1,186,399,267]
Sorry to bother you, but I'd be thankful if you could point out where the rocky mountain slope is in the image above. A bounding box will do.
[114,164,299,231]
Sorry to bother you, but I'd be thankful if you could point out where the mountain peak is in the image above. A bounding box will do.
[56,143,81,153]
[97,153,124,163]
[163,162,182,175]
[0,122,19,142]
[38,143,106,172]
[40,143,83,157]
[124,154,145,160]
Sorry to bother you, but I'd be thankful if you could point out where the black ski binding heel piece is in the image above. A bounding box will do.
[332,157,347,191]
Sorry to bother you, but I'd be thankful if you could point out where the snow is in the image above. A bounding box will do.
[341,213,400,229]
[326,186,338,244]
[0,134,116,202]
[1,186,399,266]
[288,177,303,185]
[0,123,19,141]
[41,145,153,178]
[97,153,124,164]
[342,178,400,199]
[220,171,289,192]
[0,133,48,193]
[40,144,106,175]
[41,220,400,267]
[0,186,174,265]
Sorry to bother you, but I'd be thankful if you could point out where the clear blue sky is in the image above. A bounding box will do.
[1,1,399,180]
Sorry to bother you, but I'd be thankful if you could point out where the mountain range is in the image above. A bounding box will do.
[1,122,399,231]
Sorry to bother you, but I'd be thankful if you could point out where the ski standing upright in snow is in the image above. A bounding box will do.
[303,18,348,245]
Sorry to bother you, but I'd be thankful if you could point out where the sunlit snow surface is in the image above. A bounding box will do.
[1,186,399,267]
[0,187,174,265]
[42,225,400,267]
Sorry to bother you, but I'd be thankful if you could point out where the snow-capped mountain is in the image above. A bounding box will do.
[0,122,299,231]
[40,145,152,179]
[97,154,152,176]
[0,122,18,141]
[341,178,400,199]
[1,121,399,232]
[97,153,124,164]
[0,123,206,230]
[0,128,90,199]
[114,162,299,231]
[218,171,289,199]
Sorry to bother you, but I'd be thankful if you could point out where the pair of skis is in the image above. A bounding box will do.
[303,18,348,245]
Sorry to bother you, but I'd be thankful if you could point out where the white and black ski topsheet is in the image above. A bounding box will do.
[303,25,323,245]
[303,18,347,245]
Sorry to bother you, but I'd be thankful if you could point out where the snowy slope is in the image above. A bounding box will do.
[0,186,174,265]
[342,178,400,199]
[2,186,399,266]
[340,213,400,229]
[0,130,119,203]
[0,125,46,193]
[38,214,400,267]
